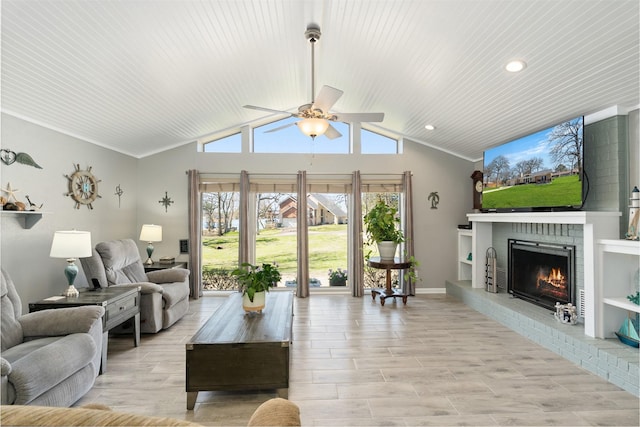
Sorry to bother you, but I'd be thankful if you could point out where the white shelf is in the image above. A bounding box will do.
[598,239,640,256]
[603,297,640,314]
[1,211,47,229]
[597,239,640,338]
[457,229,473,281]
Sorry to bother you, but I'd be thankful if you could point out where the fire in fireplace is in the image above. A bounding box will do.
[508,239,575,311]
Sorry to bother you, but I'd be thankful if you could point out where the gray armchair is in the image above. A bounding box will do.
[80,239,190,333]
[1,268,104,406]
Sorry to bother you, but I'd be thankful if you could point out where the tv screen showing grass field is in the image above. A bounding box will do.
[482,116,583,210]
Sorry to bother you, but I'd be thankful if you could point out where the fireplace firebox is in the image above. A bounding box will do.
[508,239,575,311]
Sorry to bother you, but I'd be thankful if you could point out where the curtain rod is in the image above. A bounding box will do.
[189,171,406,176]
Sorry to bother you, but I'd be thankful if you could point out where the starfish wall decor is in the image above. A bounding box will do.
[2,182,20,203]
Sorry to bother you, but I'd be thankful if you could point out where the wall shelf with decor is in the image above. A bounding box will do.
[1,211,48,229]
[457,229,473,281]
[597,239,640,339]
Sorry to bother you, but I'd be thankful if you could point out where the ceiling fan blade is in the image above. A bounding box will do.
[312,85,343,113]
[324,124,342,139]
[243,105,293,117]
[333,112,385,123]
[264,122,297,133]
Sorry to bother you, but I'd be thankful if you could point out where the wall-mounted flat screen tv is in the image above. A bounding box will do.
[482,116,584,212]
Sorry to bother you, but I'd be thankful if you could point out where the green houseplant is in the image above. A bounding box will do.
[364,198,404,259]
[231,262,281,312]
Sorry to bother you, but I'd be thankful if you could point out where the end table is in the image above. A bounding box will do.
[29,286,141,374]
[368,257,412,306]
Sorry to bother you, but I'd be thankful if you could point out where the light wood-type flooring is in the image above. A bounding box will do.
[77,292,640,426]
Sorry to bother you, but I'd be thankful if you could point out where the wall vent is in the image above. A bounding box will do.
[578,289,586,318]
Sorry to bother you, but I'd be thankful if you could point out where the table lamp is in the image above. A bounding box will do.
[49,230,92,297]
[140,224,162,265]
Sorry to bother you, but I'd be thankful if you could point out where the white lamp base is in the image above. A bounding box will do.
[65,284,79,298]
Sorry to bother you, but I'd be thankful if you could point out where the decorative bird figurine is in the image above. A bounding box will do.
[0,149,43,169]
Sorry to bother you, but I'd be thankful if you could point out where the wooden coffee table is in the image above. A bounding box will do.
[185,291,293,410]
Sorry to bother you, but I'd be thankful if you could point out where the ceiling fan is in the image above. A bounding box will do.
[243,25,384,139]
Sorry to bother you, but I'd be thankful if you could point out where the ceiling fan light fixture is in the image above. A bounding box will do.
[298,118,329,139]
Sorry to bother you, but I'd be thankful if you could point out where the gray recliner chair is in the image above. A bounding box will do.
[0,268,104,406]
[80,239,190,333]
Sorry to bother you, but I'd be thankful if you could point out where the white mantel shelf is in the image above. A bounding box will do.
[467,211,621,224]
[465,210,622,338]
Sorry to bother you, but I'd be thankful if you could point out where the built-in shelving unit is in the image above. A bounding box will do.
[597,238,640,339]
[1,211,47,229]
[457,229,472,281]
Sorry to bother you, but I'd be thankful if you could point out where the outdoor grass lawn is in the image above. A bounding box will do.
[202,224,352,277]
[482,175,582,209]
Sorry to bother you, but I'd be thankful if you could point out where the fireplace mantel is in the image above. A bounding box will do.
[465,210,621,337]
[468,211,620,225]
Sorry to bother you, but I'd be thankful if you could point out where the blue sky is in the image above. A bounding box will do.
[205,116,397,154]
[483,117,582,170]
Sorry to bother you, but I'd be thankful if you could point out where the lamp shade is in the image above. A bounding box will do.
[140,224,162,242]
[49,230,92,259]
[297,118,329,138]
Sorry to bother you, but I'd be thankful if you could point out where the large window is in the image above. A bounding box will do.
[203,132,241,153]
[198,172,410,295]
[361,128,398,154]
[253,117,350,153]
[202,118,399,154]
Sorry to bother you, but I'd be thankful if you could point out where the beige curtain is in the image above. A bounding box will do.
[349,171,364,297]
[187,170,202,298]
[402,171,415,295]
[239,170,250,266]
[296,171,309,298]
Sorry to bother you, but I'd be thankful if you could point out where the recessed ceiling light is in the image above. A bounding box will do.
[425,124,435,130]
[505,60,527,72]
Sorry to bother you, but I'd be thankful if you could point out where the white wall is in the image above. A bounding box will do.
[138,135,475,290]
[0,114,138,311]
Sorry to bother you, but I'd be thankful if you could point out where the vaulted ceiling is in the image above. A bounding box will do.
[2,0,638,160]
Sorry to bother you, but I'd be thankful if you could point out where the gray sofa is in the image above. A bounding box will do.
[80,239,190,333]
[0,268,104,406]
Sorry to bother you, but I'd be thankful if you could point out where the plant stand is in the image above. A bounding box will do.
[368,257,412,306]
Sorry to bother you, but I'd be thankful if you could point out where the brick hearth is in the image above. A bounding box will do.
[445,279,639,396]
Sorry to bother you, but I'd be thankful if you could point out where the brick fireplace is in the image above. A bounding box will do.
[465,211,620,337]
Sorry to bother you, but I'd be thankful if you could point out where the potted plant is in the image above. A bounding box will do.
[231,262,281,312]
[363,198,404,260]
[328,268,348,286]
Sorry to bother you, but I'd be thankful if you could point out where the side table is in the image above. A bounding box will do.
[29,286,141,374]
[368,257,412,306]
[144,261,187,273]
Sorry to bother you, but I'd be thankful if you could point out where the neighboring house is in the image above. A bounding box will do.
[308,194,347,225]
[278,194,347,227]
[509,170,553,186]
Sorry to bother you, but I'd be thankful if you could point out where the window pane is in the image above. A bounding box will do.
[361,128,398,154]
[203,133,241,153]
[254,117,349,153]
[362,192,402,288]
[201,191,240,291]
